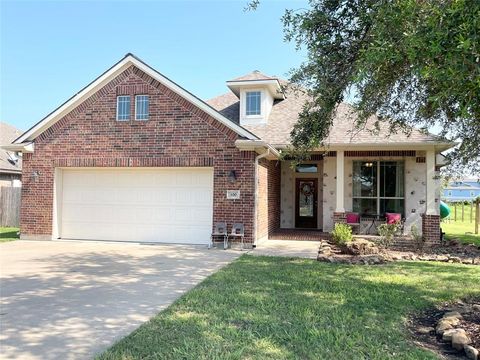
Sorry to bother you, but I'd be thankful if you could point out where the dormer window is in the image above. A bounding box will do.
[246,91,261,116]
[226,70,285,126]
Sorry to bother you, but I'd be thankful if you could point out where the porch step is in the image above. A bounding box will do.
[269,229,329,241]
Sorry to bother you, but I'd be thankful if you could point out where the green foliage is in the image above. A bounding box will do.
[331,223,353,245]
[281,0,480,174]
[410,224,424,250]
[377,222,400,247]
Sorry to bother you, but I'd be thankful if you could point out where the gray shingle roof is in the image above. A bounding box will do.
[207,83,445,147]
[228,70,277,82]
[0,122,22,173]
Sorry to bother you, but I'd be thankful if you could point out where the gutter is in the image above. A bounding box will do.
[234,139,280,159]
[253,148,270,248]
[1,143,34,153]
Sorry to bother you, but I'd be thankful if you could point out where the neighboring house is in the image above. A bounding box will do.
[442,179,480,202]
[0,122,22,187]
[2,54,454,246]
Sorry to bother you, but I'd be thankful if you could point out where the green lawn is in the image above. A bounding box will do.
[0,227,19,243]
[442,220,480,246]
[442,202,480,245]
[98,255,480,360]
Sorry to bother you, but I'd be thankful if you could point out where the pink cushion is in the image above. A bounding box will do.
[346,213,360,224]
[386,213,401,224]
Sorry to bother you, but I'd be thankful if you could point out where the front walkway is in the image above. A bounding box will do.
[0,240,240,360]
[252,239,320,259]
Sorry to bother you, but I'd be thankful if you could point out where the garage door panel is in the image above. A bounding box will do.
[60,168,213,244]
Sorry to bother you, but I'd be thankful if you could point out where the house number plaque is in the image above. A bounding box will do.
[227,190,241,199]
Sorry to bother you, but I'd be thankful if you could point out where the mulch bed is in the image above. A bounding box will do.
[408,299,480,359]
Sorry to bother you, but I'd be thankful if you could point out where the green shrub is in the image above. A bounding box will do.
[377,222,400,248]
[410,224,424,250]
[331,223,353,245]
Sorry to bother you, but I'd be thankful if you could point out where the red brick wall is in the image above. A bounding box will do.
[333,212,346,225]
[257,161,268,241]
[422,214,441,245]
[20,65,257,243]
[267,160,281,235]
[256,159,281,241]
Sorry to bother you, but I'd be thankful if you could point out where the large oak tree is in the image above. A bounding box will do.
[251,0,480,173]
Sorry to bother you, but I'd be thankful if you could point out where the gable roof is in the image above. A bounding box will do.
[207,82,454,150]
[13,54,258,145]
[0,122,22,174]
[228,70,277,82]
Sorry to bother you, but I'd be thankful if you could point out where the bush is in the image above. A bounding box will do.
[410,224,424,250]
[332,223,353,245]
[377,222,400,248]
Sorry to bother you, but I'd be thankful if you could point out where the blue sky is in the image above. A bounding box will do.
[0,0,308,131]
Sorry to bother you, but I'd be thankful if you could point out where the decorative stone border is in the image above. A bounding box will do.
[317,240,480,266]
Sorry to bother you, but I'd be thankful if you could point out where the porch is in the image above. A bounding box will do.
[257,148,442,245]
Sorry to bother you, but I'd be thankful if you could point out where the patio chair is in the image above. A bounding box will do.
[210,222,228,249]
[345,212,361,234]
[228,223,245,250]
[385,213,405,235]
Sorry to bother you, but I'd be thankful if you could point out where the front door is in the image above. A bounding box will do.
[295,178,318,228]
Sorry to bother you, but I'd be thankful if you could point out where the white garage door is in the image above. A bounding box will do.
[60,168,213,244]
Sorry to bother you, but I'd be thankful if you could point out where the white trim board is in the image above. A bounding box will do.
[14,54,258,144]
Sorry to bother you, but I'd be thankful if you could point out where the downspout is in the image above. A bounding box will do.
[253,148,270,248]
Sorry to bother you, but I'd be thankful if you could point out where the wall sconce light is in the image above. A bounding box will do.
[228,170,237,183]
[364,162,374,167]
[31,171,40,182]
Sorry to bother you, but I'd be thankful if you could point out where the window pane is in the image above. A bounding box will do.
[352,161,377,197]
[380,161,404,197]
[380,199,404,216]
[246,91,261,115]
[135,95,149,120]
[295,164,317,173]
[117,96,130,121]
[353,198,377,215]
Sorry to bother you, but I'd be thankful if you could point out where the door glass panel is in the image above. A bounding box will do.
[299,181,314,217]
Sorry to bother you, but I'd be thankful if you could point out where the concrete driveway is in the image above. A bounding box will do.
[0,240,240,360]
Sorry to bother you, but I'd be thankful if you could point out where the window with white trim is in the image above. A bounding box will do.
[352,161,405,215]
[245,91,261,116]
[116,96,131,121]
[135,95,149,120]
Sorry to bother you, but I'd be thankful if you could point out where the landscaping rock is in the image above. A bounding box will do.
[441,316,461,327]
[449,256,462,263]
[417,326,434,335]
[464,345,479,360]
[443,311,463,320]
[436,320,454,335]
[442,328,465,342]
[451,331,471,351]
[342,239,380,255]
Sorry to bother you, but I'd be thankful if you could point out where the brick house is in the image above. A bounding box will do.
[3,54,454,246]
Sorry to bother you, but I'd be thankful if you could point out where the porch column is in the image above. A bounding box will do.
[425,149,438,215]
[423,148,441,245]
[335,150,345,213]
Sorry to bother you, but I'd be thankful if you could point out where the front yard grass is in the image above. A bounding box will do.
[0,227,19,243]
[98,255,480,360]
[442,220,480,246]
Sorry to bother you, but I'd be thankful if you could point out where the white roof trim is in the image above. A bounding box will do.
[235,139,280,160]
[1,142,34,153]
[14,54,258,144]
